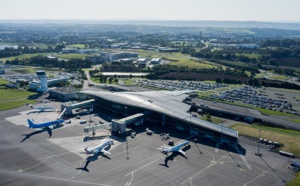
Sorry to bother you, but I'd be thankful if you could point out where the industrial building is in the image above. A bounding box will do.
[48,87,78,101]
[77,90,238,145]
[86,51,138,63]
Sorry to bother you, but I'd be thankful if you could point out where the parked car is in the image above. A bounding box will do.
[79,120,87,124]
[131,131,136,138]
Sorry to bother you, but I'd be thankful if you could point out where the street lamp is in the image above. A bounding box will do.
[125,106,129,159]
[255,129,262,156]
[190,111,192,136]
[221,121,224,143]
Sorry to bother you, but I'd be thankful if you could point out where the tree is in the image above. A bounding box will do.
[215,78,222,83]
[205,112,212,122]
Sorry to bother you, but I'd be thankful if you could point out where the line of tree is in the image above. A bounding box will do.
[261,39,300,48]
[0,44,68,59]
[5,56,93,70]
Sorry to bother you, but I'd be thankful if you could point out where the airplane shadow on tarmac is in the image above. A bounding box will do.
[159,145,190,168]
[20,127,52,143]
[76,145,112,172]
[26,110,55,115]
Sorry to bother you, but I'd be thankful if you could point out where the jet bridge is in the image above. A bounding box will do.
[111,113,144,134]
[61,99,95,116]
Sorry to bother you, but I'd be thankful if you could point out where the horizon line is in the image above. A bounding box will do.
[0,19,300,24]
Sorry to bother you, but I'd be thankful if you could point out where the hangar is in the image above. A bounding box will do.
[77,90,238,145]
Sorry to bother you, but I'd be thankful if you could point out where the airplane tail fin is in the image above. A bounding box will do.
[84,147,92,154]
[27,119,35,129]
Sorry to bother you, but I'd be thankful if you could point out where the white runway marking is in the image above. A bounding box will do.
[180,154,230,185]
[243,165,277,186]
[0,170,112,186]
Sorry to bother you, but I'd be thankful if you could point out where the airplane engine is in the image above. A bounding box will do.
[162,149,168,155]
[84,147,92,154]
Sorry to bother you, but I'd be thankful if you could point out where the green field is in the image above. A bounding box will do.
[89,77,118,85]
[235,53,260,59]
[269,75,287,80]
[0,53,48,61]
[168,58,216,69]
[0,89,37,102]
[10,67,63,74]
[0,78,9,85]
[0,88,37,111]
[287,172,300,186]
[0,99,36,111]
[289,119,300,124]
[230,124,300,156]
[66,44,87,49]
[52,53,87,59]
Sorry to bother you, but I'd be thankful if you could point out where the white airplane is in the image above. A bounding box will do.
[158,140,190,155]
[85,139,114,155]
[29,104,55,112]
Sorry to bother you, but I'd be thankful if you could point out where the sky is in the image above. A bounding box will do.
[1,0,300,22]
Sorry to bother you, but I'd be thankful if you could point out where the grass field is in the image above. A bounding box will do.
[0,53,48,61]
[256,107,295,116]
[289,119,300,124]
[230,124,300,156]
[168,58,216,69]
[235,53,260,59]
[200,115,223,124]
[269,75,287,80]
[66,44,87,49]
[89,77,118,85]
[287,172,300,186]
[0,89,37,102]
[0,99,36,111]
[10,67,63,74]
[0,78,9,85]
[52,53,87,59]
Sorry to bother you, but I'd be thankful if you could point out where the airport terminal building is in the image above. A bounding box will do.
[78,90,239,144]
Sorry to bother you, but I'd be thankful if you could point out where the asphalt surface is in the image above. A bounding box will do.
[193,98,300,130]
[0,105,297,186]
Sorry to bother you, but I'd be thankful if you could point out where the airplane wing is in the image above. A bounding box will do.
[93,149,100,154]
[178,150,186,155]
[101,149,111,154]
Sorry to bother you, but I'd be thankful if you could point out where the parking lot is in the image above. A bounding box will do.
[209,86,300,115]
[0,105,296,186]
[138,80,228,91]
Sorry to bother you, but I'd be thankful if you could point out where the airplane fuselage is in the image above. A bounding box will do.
[85,139,113,154]
[160,140,190,155]
[27,119,64,129]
